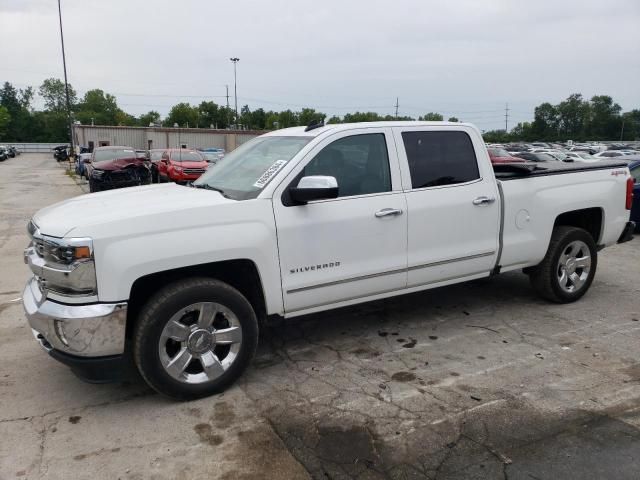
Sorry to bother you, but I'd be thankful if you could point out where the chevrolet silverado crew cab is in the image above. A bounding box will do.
[23,122,635,400]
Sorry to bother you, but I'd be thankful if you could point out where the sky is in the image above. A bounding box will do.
[1,0,639,131]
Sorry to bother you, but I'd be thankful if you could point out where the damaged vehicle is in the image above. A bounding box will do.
[84,146,151,193]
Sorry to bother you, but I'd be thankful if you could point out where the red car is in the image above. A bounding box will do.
[155,149,208,183]
[487,147,526,164]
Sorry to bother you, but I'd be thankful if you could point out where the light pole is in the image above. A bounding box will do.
[230,57,239,128]
[57,0,73,156]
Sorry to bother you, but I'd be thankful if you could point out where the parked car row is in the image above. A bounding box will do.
[149,148,209,184]
[0,145,21,161]
[75,146,226,192]
[487,141,639,165]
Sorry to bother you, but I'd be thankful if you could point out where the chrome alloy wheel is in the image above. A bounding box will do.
[557,240,591,293]
[158,302,243,384]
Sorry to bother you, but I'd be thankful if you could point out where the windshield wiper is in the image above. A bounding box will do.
[192,183,230,198]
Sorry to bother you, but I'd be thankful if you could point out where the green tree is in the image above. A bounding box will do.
[239,104,252,128]
[557,93,589,139]
[589,95,621,140]
[164,102,199,128]
[448,117,459,122]
[264,111,279,129]
[75,89,122,125]
[198,101,230,129]
[248,108,266,130]
[39,78,76,112]
[343,112,383,122]
[326,115,342,124]
[621,110,640,141]
[298,108,325,126]
[277,109,298,128]
[532,102,559,139]
[510,121,535,141]
[138,110,161,127]
[420,112,443,121]
[1,82,38,140]
[0,105,10,137]
[482,130,510,143]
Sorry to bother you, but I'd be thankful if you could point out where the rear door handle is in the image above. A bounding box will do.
[472,196,496,206]
[375,208,403,218]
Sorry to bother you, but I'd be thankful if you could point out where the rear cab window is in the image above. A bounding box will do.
[401,131,480,188]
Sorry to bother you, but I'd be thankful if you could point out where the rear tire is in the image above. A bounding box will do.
[529,226,597,303]
[133,277,259,400]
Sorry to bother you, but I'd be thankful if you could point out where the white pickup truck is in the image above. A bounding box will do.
[23,122,635,399]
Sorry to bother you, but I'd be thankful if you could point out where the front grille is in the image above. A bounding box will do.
[183,168,206,175]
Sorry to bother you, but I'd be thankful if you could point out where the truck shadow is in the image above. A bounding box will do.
[244,270,640,479]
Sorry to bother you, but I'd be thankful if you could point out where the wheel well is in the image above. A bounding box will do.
[126,259,266,340]
[554,208,603,243]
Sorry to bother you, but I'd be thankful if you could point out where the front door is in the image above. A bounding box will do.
[273,128,408,314]
[393,126,501,287]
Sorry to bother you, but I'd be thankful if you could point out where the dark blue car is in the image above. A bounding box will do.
[629,159,640,229]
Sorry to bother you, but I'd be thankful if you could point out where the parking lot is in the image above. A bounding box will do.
[1,154,639,479]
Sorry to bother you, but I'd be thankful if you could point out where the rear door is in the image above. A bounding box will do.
[272,128,408,314]
[393,126,500,287]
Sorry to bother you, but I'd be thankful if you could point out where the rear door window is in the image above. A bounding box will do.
[402,131,480,188]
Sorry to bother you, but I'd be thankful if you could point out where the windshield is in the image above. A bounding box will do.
[150,150,164,161]
[170,150,203,161]
[535,153,556,162]
[488,148,510,157]
[94,148,136,162]
[194,136,312,200]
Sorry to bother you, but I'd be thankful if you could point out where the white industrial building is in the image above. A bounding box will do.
[71,125,265,152]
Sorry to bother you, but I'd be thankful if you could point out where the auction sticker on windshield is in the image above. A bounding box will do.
[253,160,288,188]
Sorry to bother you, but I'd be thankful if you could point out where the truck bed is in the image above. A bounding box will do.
[493,160,629,180]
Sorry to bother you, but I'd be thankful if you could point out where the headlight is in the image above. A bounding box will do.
[92,169,104,179]
[174,166,183,173]
[25,224,97,296]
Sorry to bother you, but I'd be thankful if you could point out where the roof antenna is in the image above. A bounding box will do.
[304,119,325,132]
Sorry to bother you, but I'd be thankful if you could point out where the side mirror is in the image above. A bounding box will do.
[563,158,574,162]
[289,176,339,204]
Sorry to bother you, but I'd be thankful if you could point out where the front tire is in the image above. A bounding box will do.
[529,226,597,303]
[133,277,258,400]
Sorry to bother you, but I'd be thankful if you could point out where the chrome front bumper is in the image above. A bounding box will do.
[22,277,127,357]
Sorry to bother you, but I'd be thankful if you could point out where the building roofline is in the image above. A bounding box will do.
[72,124,267,135]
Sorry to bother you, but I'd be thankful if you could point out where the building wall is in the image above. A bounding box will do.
[72,125,265,152]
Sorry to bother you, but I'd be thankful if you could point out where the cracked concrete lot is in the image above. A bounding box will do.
[1,154,640,479]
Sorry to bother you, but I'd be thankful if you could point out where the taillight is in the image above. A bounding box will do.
[626,177,634,210]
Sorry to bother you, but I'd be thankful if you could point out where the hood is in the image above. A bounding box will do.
[93,157,147,171]
[171,160,208,168]
[32,183,232,238]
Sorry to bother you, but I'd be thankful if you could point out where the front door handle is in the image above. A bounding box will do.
[472,196,496,206]
[375,208,403,218]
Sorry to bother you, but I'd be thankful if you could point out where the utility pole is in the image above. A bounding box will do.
[504,102,510,132]
[230,58,239,129]
[620,119,625,141]
[225,85,230,128]
[394,97,399,119]
[57,0,73,157]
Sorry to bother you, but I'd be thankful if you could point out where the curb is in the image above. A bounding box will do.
[57,159,89,193]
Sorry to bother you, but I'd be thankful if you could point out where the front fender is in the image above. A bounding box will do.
[87,200,283,315]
